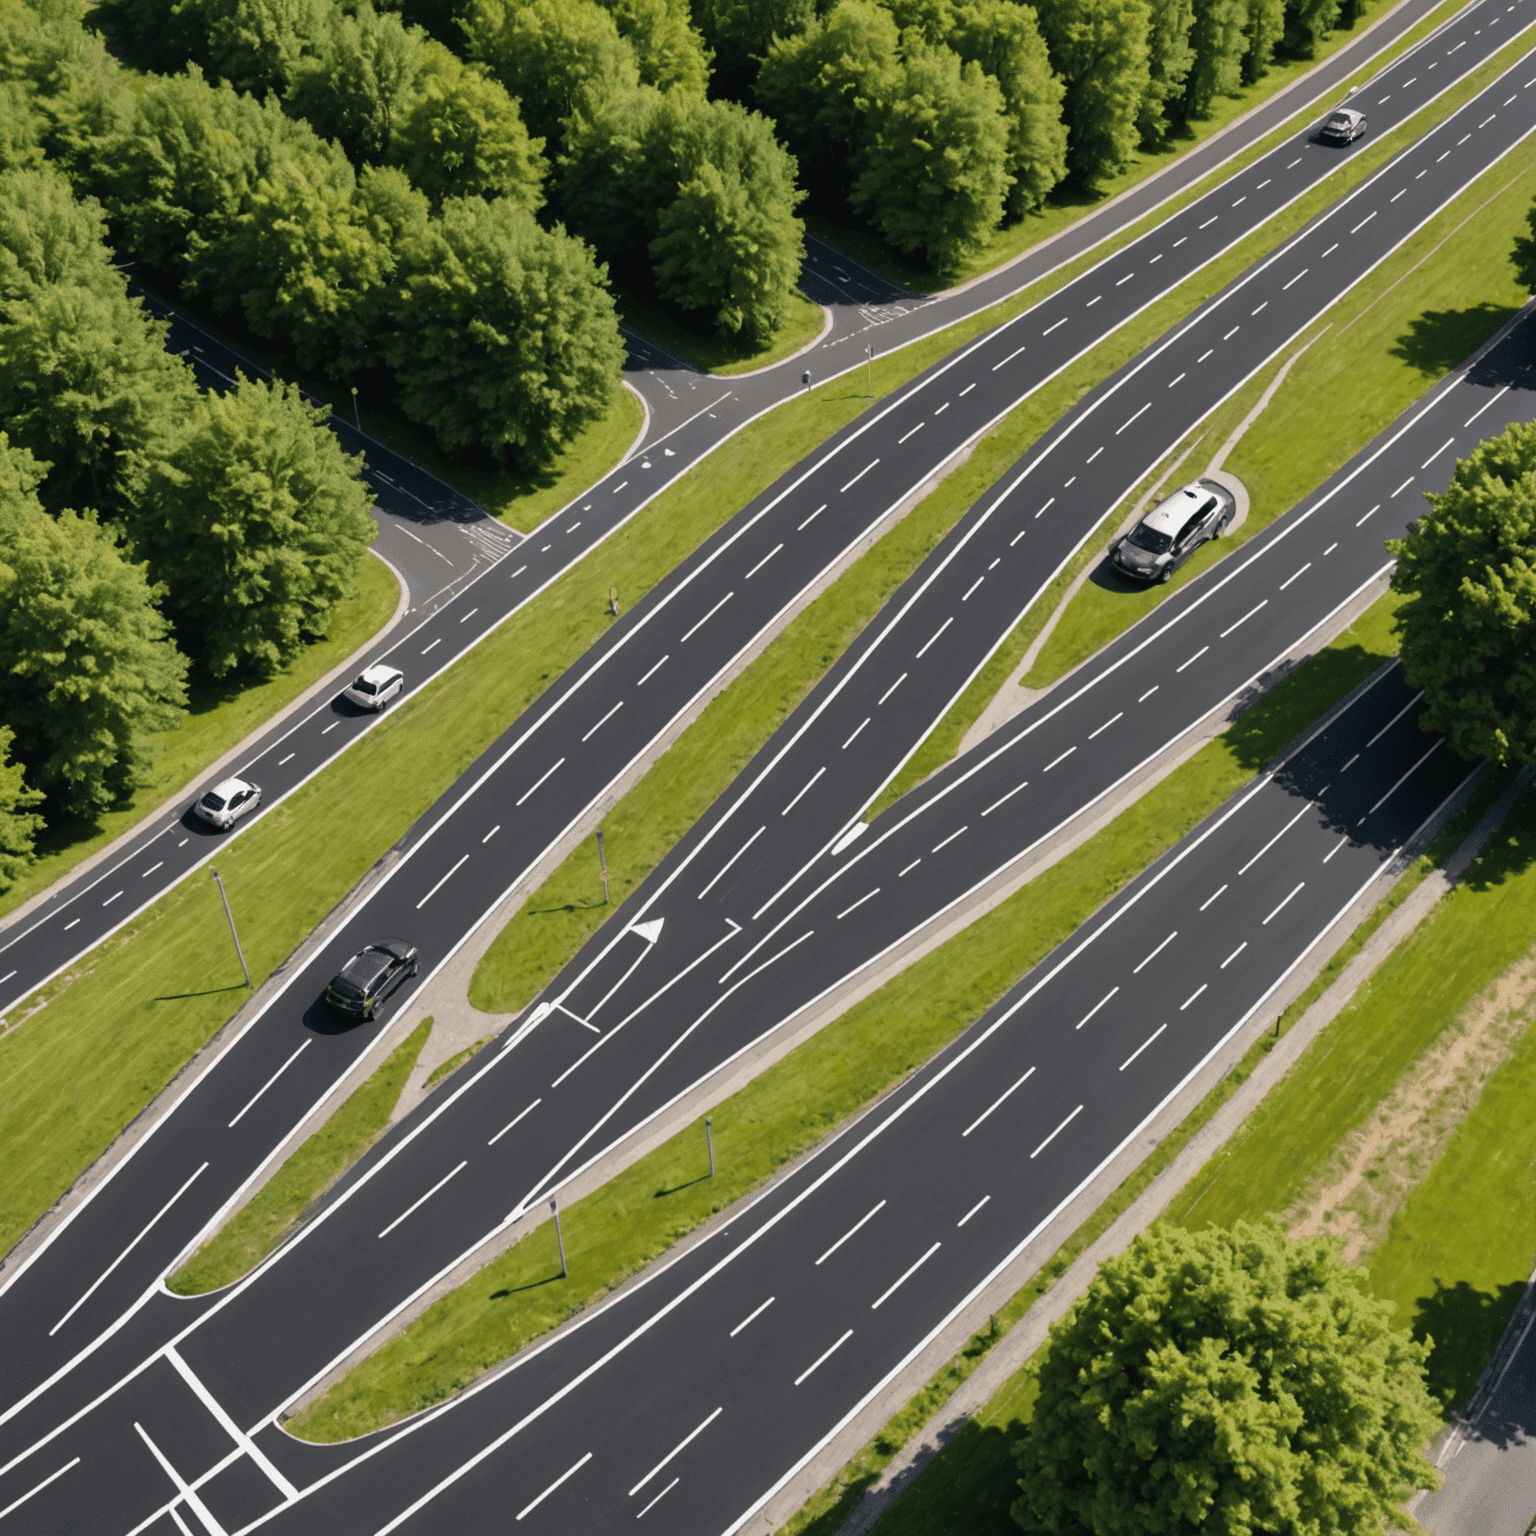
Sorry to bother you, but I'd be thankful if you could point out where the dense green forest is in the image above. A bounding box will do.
[0,0,1367,879]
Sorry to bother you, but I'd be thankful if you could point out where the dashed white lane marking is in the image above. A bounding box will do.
[1116,403,1150,435]
[1231,196,1245,207]
[378,1160,467,1238]
[1262,882,1306,925]
[1220,601,1267,637]
[745,543,783,579]
[836,888,880,920]
[1367,692,1425,748]
[1119,1026,1166,1072]
[872,1241,942,1308]
[899,421,925,443]
[1199,216,1218,228]
[1176,646,1209,673]
[1239,803,1312,875]
[1199,883,1227,911]
[982,778,1028,816]
[1139,685,1159,702]
[898,858,922,877]
[963,1066,1036,1137]
[1031,1104,1084,1158]
[488,1098,541,1144]
[1086,295,1102,307]
[1466,385,1511,426]
[1252,301,1268,316]
[960,383,976,396]
[1134,930,1178,973]
[612,480,629,493]
[1358,740,1442,824]
[1180,983,1207,1011]
[323,720,340,732]
[0,1458,80,1524]
[637,1479,679,1519]
[142,861,163,878]
[458,607,479,624]
[958,1196,990,1226]
[1116,272,1135,285]
[229,1040,311,1128]
[416,853,469,909]
[781,766,826,816]
[102,890,122,906]
[1324,542,1338,555]
[1168,372,1185,388]
[1351,211,1377,233]
[842,717,870,750]
[516,1454,592,1521]
[681,592,733,642]
[731,1296,774,1336]
[817,1201,886,1265]
[931,825,967,852]
[1076,987,1118,1030]
[515,756,565,806]
[1322,242,1338,256]
[879,672,907,705]
[1044,746,1076,772]
[795,1330,853,1386]
[963,576,984,601]
[628,1408,723,1498]
[1088,712,1122,740]
[1421,438,1455,467]
[1197,348,1213,362]
[840,459,880,494]
[1223,326,1240,341]
[799,503,827,530]
[1286,157,1302,168]
[481,824,500,843]
[638,653,669,685]
[1087,445,1104,462]
[1280,562,1311,590]
[421,638,441,655]
[1042,317,1067,335]
[916,617,953,657]
[278,752,295,765]
[1391,188,1407,202]
[991,345,1027,371]
[698,826,764,899]
[1356,504,1380,526]
[64,918,80,930]
[582,701,623,741]
[1222,941,1248,968]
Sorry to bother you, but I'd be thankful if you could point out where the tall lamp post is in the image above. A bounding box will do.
[211,870,251,989]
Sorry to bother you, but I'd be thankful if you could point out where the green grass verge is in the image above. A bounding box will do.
[616,289,826,377]
[169,1018,431,1296]
[867,130,1536,819]
[0,551,399,924]
[286,594,1412,1443]
[809,0,1449,292]
[423,1037,494,1092]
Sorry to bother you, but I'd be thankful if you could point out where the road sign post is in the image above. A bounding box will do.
[550,1197,567,1277]
[706,1116,715,1178]
[596,828,610,905]
[866,344,873,397]
[211,870,251,989]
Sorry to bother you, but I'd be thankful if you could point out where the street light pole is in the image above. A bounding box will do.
[866,343,873,397]
[596,828,610,905]
[550,1197,568,1277]
[351,386,361,430]
[211,869,251,989]
[705,1116,715,1177]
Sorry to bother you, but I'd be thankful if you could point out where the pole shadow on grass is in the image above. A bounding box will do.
[153,983,248,1002]
[652,1173,712,1199]
[488,1273,564,1301]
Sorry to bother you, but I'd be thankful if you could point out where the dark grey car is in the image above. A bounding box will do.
[1319,107,1366,144]
[324,939,420,1021]
[1112,479,1236,584]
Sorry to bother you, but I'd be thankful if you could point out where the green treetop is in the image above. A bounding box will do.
[1387,419,1536,767]
[1013,1220,1440,1536]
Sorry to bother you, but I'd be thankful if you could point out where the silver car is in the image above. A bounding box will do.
[343,663,404,712]
[1112,480,1236,584]
[194,775,262,830]
[1319,107,1366,144]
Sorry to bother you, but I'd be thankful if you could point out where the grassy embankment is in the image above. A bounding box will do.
[474,51,1536,1009]
[0,552,400,926]
[170,1019,432,1295]
[870,128,1536,817]
[810,784,1536,1536]
[811,0,1444,291]
[286,592,1421,1443]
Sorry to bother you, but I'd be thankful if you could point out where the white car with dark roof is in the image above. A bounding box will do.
[1111,479,1236,584]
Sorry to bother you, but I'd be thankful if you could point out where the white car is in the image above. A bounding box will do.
[194,776,262,830]
[343,663,404,712]
[1319,107,1366,144]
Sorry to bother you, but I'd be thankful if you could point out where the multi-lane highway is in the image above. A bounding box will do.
[0,0,1499,1029]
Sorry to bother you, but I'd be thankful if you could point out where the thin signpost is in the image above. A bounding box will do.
[550,1197,567,1277]
[211,870,251,989]
[596,829,610,905]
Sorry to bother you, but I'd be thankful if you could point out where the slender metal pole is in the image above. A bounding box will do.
[351,386,361,430]
[211,870,251,989]
[866,344,873,397]
[609,583,621,617]
[596,828,610,905]
[550,1197,567,1277]
[705,1116,715,1178]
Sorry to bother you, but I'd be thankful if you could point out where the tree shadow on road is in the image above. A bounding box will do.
[1411,1277,1530,1427]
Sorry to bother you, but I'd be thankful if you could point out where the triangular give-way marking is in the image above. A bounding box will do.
[629,919,665,945]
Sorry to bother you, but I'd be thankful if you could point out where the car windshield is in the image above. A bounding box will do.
[354,678,378,694]
[329,974,364,999]
[1328,114,1350,127]
[200,791,228,810]
[1126,523,1173,554]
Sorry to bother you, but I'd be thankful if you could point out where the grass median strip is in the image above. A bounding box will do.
[171,1019,431,1296]
[286,595,1414,1443]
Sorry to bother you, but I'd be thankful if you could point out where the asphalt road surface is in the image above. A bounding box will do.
[0,654,1475,1535]
[3,12,1534,1458]
[0,0,1501,1027]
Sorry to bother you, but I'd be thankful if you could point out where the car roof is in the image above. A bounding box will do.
[359,663,401,684]
[1329,107,1364,123]
[1140,483,1214,536]
[209,776,253,798]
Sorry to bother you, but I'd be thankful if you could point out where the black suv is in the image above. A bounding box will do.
[324,939,420,1021]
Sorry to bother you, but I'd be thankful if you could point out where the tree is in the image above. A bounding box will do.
[1032,0,1152,184]
[0,433,187,819]
[177,0,330,96]
[284,2,423,163]
[0,725,42,888]
[692,0,814,101]
[462,0,639,146]
[129,375,377,678]
[1387,421,1536,767]
[1138,0,1195,143]
[385,195,624,464]
[0,166,198,519]
[1013,1220,1441,1536]
[596,0,712,95]
[1183,0,1246,118]
[1240,0,1283,81]
[945,0,1067,214]
[852,39,1011,270]
[1283,0,1339,57]
[386,44,546,208]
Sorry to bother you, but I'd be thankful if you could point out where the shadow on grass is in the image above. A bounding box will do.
[1411,1278,1530,1421]
[652,1173,712,1199]
[865,1419,1022,1536]
[488,1273,563,1301]
[1391,304,1520,379]
[153,984,248,1002]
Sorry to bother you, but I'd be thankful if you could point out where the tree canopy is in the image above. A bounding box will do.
[1014,1220,1440,1536]
[1387,420,1536,767]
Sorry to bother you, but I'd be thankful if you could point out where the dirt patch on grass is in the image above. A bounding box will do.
[1286,952,1536,1262]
